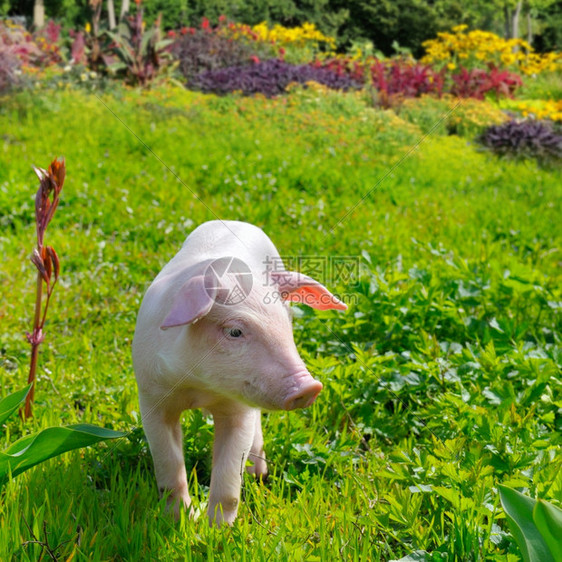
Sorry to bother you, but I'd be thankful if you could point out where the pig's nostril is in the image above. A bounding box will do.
[284,380,323,410]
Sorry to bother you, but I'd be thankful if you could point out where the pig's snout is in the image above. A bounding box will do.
[283,374,323,410]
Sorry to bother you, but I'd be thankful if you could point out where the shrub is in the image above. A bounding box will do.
[446,97,509,136]
[317,57,444,107]
[0,21,31,92]
[315,57,365,82]
[0,19,62,92]
[451,67,522,100]
[369,58,444,105]
[0,21,41,67]
[192,58,359,97]
[32,20,63,67]
[478,119,562,162]
[171,21,274,85]
[0,45,22,93]
[399,94,508,137]
[511,99,562,122]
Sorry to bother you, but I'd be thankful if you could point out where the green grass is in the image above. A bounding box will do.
[0,84,560,560]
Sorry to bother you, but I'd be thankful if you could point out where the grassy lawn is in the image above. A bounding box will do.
[0,84,560,560]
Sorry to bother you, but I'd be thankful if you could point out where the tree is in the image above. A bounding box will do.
[329,0,440,57]
[534,0,562,50]
[33,0,44,26]
[120,0,129,21]
[107,0,115,28]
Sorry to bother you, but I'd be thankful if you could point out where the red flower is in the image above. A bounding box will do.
[250,55,260,64]
[279,47,286,56]
[167,30,176,38]
[218,14,226,23]
[180,26,188,35]
[201,17,210,31]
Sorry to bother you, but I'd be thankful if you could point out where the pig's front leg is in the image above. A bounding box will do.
[247,410,268,480]
[208,406,258,526]
[139,393,191,519]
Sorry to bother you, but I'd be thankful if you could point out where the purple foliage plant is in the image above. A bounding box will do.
[478,119,562,163]
[192,58,360,97]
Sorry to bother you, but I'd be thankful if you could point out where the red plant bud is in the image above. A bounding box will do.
[31,248,49,284]
[46,246,60,282]
[48,157,65,192]
[42,246,52,281]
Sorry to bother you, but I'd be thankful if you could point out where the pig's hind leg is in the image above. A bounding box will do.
[139,393,191,519]
[246,410,268,480]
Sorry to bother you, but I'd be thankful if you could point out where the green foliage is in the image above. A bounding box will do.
[331,0,440,57]
[0,85,561,559]
[499,486,562,562]
[2,0,562,57]
[0,385,125,486]
[519,69,562,100]
[535,0,562,51]
[136,0,190,31]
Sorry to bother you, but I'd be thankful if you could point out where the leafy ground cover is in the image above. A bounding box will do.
[0,84,561,560]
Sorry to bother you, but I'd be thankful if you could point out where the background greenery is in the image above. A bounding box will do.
[2,0,562,53]
[0,82,560,559]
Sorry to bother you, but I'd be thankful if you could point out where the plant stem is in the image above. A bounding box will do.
[23,271,44,419]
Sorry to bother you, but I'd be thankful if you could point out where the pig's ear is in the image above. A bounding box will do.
[161,276,215,330]
[270,271,347,311]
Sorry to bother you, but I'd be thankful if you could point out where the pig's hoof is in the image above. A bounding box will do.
[208,499,238,527]
[247,453,268,481]
[162,489,193,521]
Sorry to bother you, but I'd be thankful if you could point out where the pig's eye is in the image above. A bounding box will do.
[226,327,243,339]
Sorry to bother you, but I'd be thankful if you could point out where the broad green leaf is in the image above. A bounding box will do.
[433,486,461,509]
[0,424,125,485]
[0,385,32,427]
[499,485,555,562]
[533,500,562,562]
[140,28,157,55]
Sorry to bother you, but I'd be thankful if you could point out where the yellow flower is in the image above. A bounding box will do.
[422,25,562,75]
[85,22,91,33]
